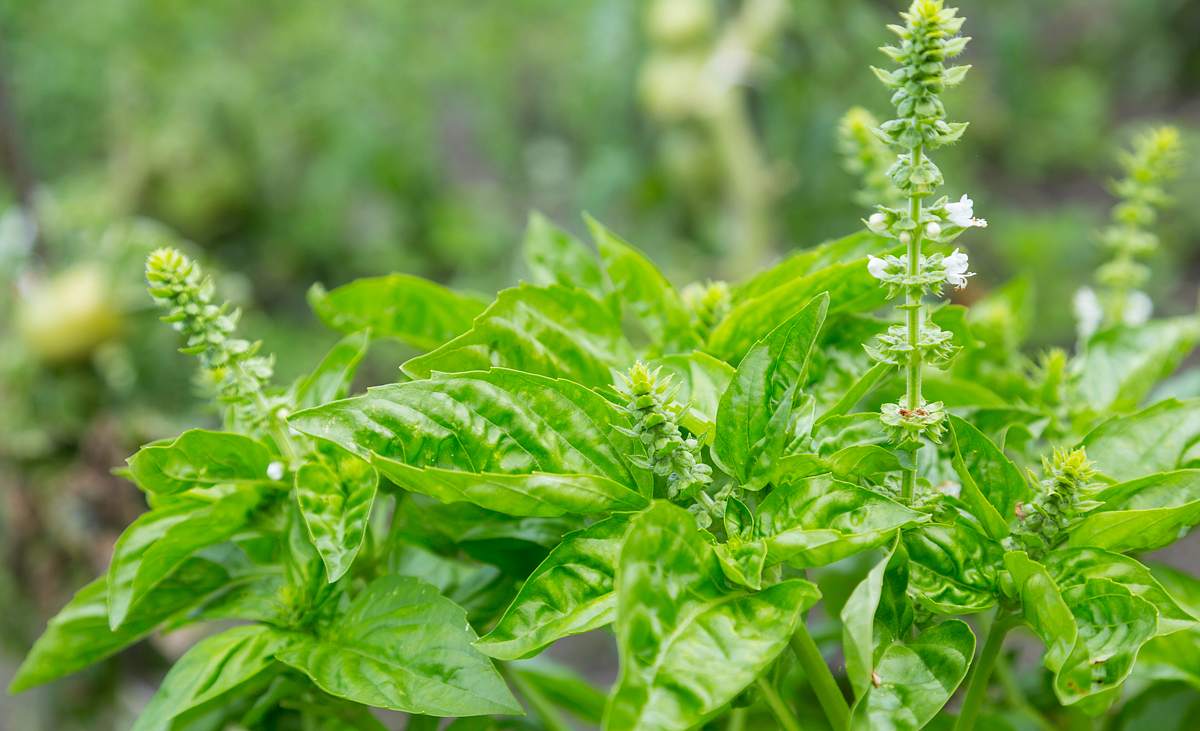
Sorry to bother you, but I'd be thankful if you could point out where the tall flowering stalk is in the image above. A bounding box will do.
[1074,127,1181,338]
[864,0,985,500]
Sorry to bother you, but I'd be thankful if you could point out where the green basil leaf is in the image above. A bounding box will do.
[734,230,887,302]
[1069,469,1200,552]
[1150,562,1200,618]
[276,575,520,716]
[295,445,379,582]
[293,330,371,410]
[1046,548,1193,635]
[401,284,634,386]
[1073,317,1200,414]
[948,415,1029,540]
[905,523,1002,614]
[842,538,912,699]
[1080,399,1200,482]
[523,212,604,295]
[386,539,508,625]
[816,361,892,427]
[648,351,735,440]
[290,369,651,516]
[713,292,828,486]
[307,275,487,349]
[757,475,925,568]
[108,485,263,629]
[1005,551,1076,671]
[476,514,630,660]
[1110,681,1200,731]
[8,558,231,692]
[713,538,768,590]
[131,624,294,731]
[710,257,887,364]
[848,620,975,731]
[588,215,699,352]
[127,429,276,495]
[604,502,819,731]
[1055,578,1157,710]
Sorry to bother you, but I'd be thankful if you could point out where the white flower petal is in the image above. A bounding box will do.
[867,255,890,280]
[1124,290,1153,326]
[267,461,285,481]
[1073,287,1103,339]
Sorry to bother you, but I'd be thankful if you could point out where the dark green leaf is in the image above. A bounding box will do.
[401,284,634,386]
[757,475,925,568]
[127,429,275,496]
[295,445,379,582]
[713,293,828,486]
[734,231,887,302]
[848,620,975,731]
[523,212,604,295]
[948,415,1029,540]
[1069,469,1200,552]
[290,369,651,516]
[9,558,231,692]
[1080,399,1200,482]
[476,514,630,660]
[131,625,293,731]
[108,485,263,629]
[308,275,487,349]
[293,330,371,410]
[604,502,819,731]
[277,575,520,716]
[511,658,608,725]
[817,361,891,427]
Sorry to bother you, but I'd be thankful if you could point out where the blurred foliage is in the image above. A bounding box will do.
[1,0,1199,728]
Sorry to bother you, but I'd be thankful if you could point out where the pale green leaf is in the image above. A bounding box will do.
[1069,469,1200,552]
[948,415,1029,540]
[308,275,487,349]
[127,429,275,495]
[294,330,371,410]
[905,522,1002,614]
[1080,399,1200,482]
[295,445,379,582]
[523,212,604,295]
[647,351,735,440]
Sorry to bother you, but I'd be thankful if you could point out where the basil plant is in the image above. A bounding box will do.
[11,2,1200,730]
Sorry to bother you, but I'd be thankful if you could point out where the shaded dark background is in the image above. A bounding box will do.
[1,0,1199,728]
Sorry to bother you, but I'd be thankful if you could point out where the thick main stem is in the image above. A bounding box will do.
[954,613,1016,731]
[789,622,850,731]
[756,677,804,731]
[900,145,925,502]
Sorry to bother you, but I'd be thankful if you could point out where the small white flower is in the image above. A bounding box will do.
[867,255,891,281]
[899,232,911,245]
[945,194,988,229]
[867,212,888,233]
[1073,287,1103,339]
[925,222,941,237]
[267,461,285,481]
[943,248,974,289]
[1124,290,1153,326]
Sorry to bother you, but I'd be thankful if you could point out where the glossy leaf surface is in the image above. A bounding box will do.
[1046,548,1193,635]
[401,284,633,386]
[757,475,924,568]
[905,522,1001,614]
[848,620,975,731]
[290,369,651,516]
[308,275,487,349]
[127,429,275,495]
[604,502,819,731]
[1073,317,1199,413]
[476,514,630,660]
[1080,399,1200,482]
[713,293,828,485]
[948,414,1028,539]
[295,446,379,582]
[649,351,735,440]
[293,330,371,410]
[842,539,912,699]
[523,212,604,295]
[108,486,262,629]
[1069,470,1200,552]
[277,576,520,716]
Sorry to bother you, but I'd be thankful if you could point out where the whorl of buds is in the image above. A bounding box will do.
[1007,448,1101,559]
[613,362,718,526]
[1087,126,1183,331]
[146,248,274,430]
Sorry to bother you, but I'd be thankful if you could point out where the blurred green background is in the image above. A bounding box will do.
[1,0,1199,728]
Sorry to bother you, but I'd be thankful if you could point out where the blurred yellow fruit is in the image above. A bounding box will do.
[17,264,123,364]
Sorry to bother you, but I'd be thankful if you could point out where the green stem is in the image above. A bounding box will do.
[994,651,1057,731]
[900,146,925,503]
[789,622,850,731]
[756,677,804,731]
[954,613,1017,731]
[405,715,440,731]
[726,707,748,731]
[502,664,573,731]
